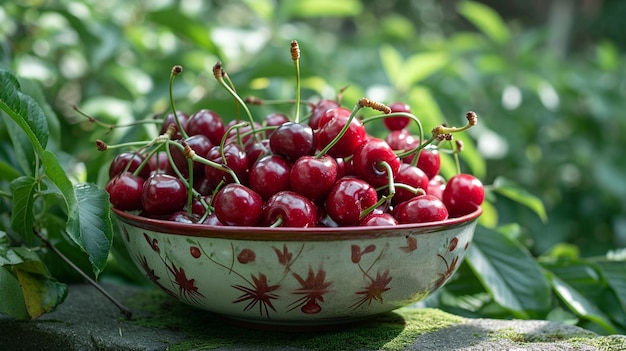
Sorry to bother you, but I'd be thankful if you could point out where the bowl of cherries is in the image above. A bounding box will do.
[103,41,484,328]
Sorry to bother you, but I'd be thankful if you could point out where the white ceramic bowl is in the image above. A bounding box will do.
[114,208,481,328]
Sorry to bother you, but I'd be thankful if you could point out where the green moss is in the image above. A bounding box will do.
[489,326,626,351]
[124,290,463,351]
[569,335,626,351]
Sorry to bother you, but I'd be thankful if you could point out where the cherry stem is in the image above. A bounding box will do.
[34,229,133,320]
[95,140,150,151]
[360,161,395,219]
[270,216,284,228]
[221,121,249,153]
[168,65,189,140]
[291,40,302,123]
[315,98,367,158]
[388,183,426,196]
[73,105,159,134]
[361,111,424,144]
[213,62,258,142]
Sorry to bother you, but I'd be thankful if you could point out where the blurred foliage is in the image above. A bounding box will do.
[1,0,626,334]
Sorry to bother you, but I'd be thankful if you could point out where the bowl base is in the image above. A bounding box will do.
[217,313,383,332]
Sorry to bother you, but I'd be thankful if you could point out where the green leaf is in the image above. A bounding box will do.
[19,78,61,148]
[14,266,67,319]
[72,183,114,276]
[0,160,21,181]
[492,176,548,223]
[0,231,25,266]
[0,267,29,320]
[380,45,404,88]
[146,9,220,55]
[284,0,362,17]
[399,52,449,89]
[548,271,617,334]
[596,260,626,313]
[457,1,510,44]
[466,226,552,317]
[0,69,48,149]
[9,176,37,244]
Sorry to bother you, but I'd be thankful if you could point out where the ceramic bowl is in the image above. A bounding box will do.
[113,207,481,328]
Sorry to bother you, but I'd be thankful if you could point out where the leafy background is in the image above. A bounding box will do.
[1,0,625,335]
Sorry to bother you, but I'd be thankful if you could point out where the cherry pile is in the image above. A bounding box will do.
[103,41,484,228]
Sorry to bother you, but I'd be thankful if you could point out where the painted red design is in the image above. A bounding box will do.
[434,253,459,289]
[288,267,332,314]
[190,246,201,258]
[448,237,458,251]
[143,232,159,252]
[273,244,293,266]
[400,236,418,252]
[232,273,280,318]
[351,244,376,263]
[237,248,256,264]
[166,261,204,303]
[351,269,392,309]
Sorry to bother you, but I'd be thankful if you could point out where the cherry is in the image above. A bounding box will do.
[142,173,188,216]
[186,109,225,146]
[384,102,411,131]
[263,113,290,135]
[315,107,367,158]
[109,152,151,180]
[325,177,378,226]
[351,138,401,188]
[245,139,271,168]
[148,151,171,175]
[213,183,263,226]
[249,155,292,200]
[260,191,318,228]
[201,213,224,226]
[392,195,449,224]
[416,147,441,179]
[269,122,316,162]
[359,212,398,226]
[160,111,189,139]
[392,163,429,205]
[427,175,446,200]
[385,129,415,152]
[168,211,200,224]
[308,99,340,130]
[170,134,213,178]
[203,143,249,190]
[105,172,144,211]
[290,155,338,201]
[225,120,262,146]
[442,174,484,217]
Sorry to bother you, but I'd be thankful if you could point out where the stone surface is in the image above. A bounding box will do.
[0,282,624,351]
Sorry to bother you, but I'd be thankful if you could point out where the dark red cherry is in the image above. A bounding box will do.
[187,109,225,146]
[384,102,411,131]
[385,129,415,152]
[392,195,448,224]
[168,211,200,224]
[264,113,290,137]
[290,155,338,201]
[142,173,188,216]
[109,152,150,180]
[325,177,378,226]
[201,213,224,226]
[204,143,249,189]
[352,138,401,188]
[213,184,263,226]
[442,174,484,217]
[105,172,144,211]
[260,191,318,228]
[225,120,262,146]
[245,139,271,168]
[269,122,316,162]
[359,212,398,226]
[392,163,429,205]
[427,175,446,200]
[160,111,189,139]
[309,99,340,130]
[148,151,171,175]
[169,134,213,178]
[249,155,292,200]
[417,147,441,179]
[316,108,367,158]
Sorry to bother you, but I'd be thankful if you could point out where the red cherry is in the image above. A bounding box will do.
[260,191,318,228]
[142,173,188,216]
[204,143,249,190]
[264,113,290,136]
[169,134,213,178]
[105,172,144,211]
[109,152,151,180]
[289,155,338,201]
[325,177,378,226]
[351,138,401,188]
[187,109,225,146]
[384,102,411,131]
[392,163,429,205]
[417,147,441,179]
[359,213,398,226]
[392,195,449,224]
[167,211,200,224]
[213,184,263,226]
[249,155,292,200]
[269,122,316,162]
[427,175,446,200]
[309,99,340,130]
[442,174,484,217]
[316,108,367,158]
[245,139,271,168]
[385,129,415,152]
[160,111,189,139]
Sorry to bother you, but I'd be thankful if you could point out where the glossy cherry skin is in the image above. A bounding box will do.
[109,152,151,180]
[385,129,415,152]
[442,174,484,217]
[264,113,290,137]
[269,122,316,162]
[316,107,367,158]
[416,147,441,179]
[392,163,429,205]
[352,138,401,188]
[170,134,213,178]
[427,175,446,200]
[325,177,378,226]
[148,152,172,175]
[359,212,398,226]
[142,173,188,216]
[167,211,201,224]
[290,155,338,201]
[309,99,340,130]
[392,194,449,224]
[260,191,318,228]
[105,172,144,211]
[187,109,225,146]
[160,111,189,139]
[204,143,249,190]
[213,184,263,226]
[384,102,411,131]
[249,155,292,200]
[245,139,271,168]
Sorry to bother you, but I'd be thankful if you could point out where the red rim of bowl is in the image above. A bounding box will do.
[112,207,482,241]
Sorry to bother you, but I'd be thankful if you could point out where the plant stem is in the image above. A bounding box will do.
[34,230,133,320]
